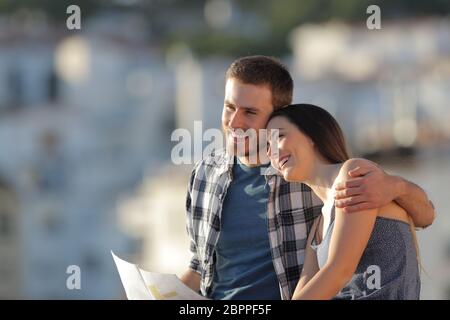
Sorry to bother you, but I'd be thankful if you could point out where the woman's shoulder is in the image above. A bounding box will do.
[342,157,373,169]
[337,158,374,179]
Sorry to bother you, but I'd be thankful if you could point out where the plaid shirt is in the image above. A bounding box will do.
[185,149,323,300]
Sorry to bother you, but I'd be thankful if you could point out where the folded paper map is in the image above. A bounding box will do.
[111,251,208,300]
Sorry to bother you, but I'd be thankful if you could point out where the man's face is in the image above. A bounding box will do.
[222,78,274,163]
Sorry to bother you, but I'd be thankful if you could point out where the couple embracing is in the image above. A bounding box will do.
[180,56,435,300]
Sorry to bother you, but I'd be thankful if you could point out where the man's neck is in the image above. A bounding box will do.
[237,152,270,168]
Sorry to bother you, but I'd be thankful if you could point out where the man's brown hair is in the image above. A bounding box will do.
[225,55,293,110]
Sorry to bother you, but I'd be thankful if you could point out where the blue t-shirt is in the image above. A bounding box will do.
[210,158,281,300]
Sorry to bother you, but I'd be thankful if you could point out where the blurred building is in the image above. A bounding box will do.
[116,56,229,276]
[289,18,450,156]
[0,13,177,298]
[117,165,192,276]
[0,177,21,299]
[1,7,449,300]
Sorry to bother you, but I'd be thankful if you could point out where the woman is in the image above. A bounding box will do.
[266,104,421,300]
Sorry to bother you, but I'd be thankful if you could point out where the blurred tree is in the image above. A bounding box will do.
[238,0,450,55]
[0,0,449,56]
[162,0,450,57]
[0,0,103,21]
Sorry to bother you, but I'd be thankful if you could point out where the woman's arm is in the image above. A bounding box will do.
[292,159,379,300]
[294,218,320,294]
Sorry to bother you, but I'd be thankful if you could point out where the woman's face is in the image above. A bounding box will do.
[267,116,317,182]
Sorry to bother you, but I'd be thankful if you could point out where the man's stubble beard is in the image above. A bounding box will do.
[223,129,268,165]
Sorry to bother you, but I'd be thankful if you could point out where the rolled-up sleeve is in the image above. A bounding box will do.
[185,166,202,274]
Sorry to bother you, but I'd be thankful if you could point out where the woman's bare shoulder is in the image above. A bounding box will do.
[337,158,375,180]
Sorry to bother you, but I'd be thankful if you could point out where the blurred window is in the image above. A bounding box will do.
[446,240,450,260]
[48,70,59,103]
[7,66,23,110]
[83,252,101,273]
[0,262,11,280]
[127,237,143,255]
[41,209,62,235]
[0,212,11,238]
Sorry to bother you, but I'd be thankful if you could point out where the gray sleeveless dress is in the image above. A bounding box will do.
[311,204,421,300]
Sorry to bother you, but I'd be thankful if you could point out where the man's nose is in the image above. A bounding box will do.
[229,110,244,129]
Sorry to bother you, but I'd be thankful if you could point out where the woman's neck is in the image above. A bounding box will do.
[304,161,343,204]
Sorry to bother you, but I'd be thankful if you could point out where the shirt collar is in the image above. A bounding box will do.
[214,151,234,176]
[263,165,282,181]
[219,151,282,181]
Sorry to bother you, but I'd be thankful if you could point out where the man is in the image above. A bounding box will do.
[180,56,435,300]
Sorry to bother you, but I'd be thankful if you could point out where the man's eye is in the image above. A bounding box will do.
[246,111,256,115]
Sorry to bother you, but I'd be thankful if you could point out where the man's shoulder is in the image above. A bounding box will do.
[202,148,229,164]
[191,148,231,175]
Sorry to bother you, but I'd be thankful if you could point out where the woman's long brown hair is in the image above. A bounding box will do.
[269,104,350,164]
[269,103,423,273]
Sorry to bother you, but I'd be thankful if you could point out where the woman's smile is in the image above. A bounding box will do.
[279,154,291,169]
